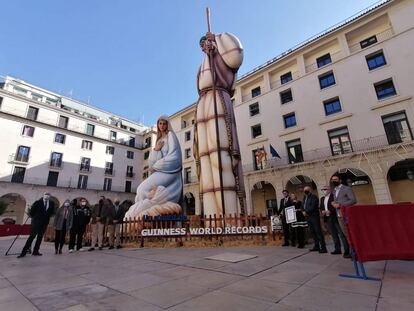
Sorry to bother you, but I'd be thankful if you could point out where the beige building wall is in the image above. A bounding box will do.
[168,0,414,216]
[0,77,153,224]
[234,0,414,214]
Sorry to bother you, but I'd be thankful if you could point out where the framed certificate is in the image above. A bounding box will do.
[285,206,297,224]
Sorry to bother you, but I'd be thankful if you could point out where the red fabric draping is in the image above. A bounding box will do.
[343,204,414,262]
[0,224,31,237]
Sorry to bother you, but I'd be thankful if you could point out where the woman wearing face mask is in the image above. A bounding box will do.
[69,198,91,252]
[53,199,74,254]
[290,194,308,248]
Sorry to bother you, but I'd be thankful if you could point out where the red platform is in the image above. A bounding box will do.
[344,204,414,262]
[0,224,31,237]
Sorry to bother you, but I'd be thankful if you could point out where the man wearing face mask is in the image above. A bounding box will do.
[277,190,295,247]
[18,192,56,258]
[54,200,73,254]
[109,199,126,249]
[69,198,91,252]
[319,186,350,257]
[302,186,327,253]
[89,196,107,251]
[330,174,356,258]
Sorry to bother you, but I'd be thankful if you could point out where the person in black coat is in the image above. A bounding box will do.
[69,198,91,252]
[290,194,308,248]
[319,185,350,256]
[302,186,327,253]
[18,192,55,257]
[277,190,296,246]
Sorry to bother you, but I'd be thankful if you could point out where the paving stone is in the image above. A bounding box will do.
[104,272,170,292]
[168,290,274,311]
[17,276,93,298]
[0,278,12,289]
[221,278,299,302]
[178,270,245,290]
[280,285,378,311]
[0,238,413,311]
[377,297,414,311]
[205,252,258,263]
[67,294,163,311]
[305,271,381,296]
[129,278,208,308]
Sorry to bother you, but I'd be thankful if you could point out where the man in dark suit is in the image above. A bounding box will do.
[89,196,108,251]
[330,174,357,258]
[18,192,55,257]
[319,186,350,256]
[278,190,295,246]
[110,199,127,249]
[303,186,327,253]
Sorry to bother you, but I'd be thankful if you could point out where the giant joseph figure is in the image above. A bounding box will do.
[194,9,245,216]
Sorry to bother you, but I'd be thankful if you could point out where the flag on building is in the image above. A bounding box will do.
[270,144,281,159]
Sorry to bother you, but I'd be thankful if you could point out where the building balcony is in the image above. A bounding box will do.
[184,175,199,185]
[126,172,135,178]
[270,71,300,91]
[348,28,394,54]
[305,51,343,74]
[8,154,30,165]
[243,129,414,174]
[104,169,114,176]
[79,166,92,173]
[49,162,63,169]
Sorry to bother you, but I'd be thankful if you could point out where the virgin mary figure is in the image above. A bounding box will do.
[125,116,183,218]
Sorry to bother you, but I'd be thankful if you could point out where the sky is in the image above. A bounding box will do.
[0,0,385,126]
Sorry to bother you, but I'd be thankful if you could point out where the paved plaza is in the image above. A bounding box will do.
[0,237,413,311]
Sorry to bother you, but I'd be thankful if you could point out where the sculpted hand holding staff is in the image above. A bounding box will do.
[193,9,246,216]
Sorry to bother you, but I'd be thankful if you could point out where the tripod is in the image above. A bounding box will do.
[5,216,31,256]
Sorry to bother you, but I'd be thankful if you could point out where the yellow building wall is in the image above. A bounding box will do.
[388,180,414,203]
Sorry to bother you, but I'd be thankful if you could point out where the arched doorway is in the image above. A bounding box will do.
[387,159,414,203]
[251,181,277,216]
[183,193,195,215]
[332,168,376,204]
[0,193,26,224]
[285,175,318,202]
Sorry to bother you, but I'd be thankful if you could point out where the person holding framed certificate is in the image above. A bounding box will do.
[290,194,307,249]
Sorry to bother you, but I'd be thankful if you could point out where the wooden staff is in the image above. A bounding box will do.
[206,7,226,215]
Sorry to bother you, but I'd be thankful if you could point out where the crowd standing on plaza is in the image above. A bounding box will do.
[17,194,128,257]
[16,174,357,258]
[276,174,357,258]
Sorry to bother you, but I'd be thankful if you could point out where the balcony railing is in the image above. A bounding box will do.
[126,172,135,178]
[0,105,147,149]
[184,175,199,185]
[104,169,114,176]
[270,71,300,90]
[243,129,414,174]
[79,165,91,173]
[305,51,343,74]
[349,28,394,54]
[49,161,63,169]
[8,153,30,164]
[11,178,135,193]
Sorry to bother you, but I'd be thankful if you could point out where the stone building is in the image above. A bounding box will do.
[0,77,154,224]
[170,0,414,215]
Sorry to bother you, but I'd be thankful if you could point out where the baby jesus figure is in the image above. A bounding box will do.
[125,185,182,218]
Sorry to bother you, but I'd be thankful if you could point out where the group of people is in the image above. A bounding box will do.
[17,194,129,257]
[277,174,357,258]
